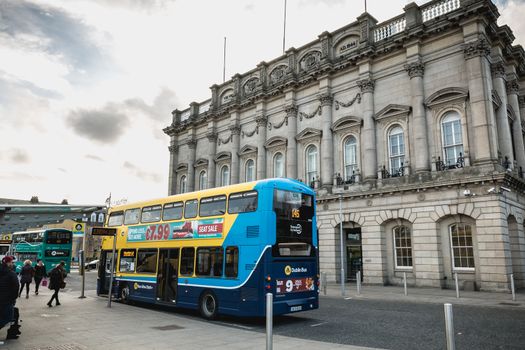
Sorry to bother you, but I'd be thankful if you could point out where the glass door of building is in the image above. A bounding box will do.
[345,228,362,282]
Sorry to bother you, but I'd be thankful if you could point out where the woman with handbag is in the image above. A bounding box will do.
[18,260,35,299]
[47,261,65,307]
[34,260,47,295]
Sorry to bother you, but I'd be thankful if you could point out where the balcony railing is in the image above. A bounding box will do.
[373,16,406,42]
[380,163,405,178]
[435,153,465,171]
[421,0,461,22]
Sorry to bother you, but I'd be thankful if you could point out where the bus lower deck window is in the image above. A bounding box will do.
[180,248,195,276]
[225,247,238,278]
[196,247,223,277]
[136,249,157,273]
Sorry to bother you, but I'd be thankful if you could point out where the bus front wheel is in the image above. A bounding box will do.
[199,291,218,320]
[120,285,130,304]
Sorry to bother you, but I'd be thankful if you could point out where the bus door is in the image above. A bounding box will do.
[156,248,179,303]
[98,250,117,295]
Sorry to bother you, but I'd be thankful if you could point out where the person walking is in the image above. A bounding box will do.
[34,259,47,295]
[18,260,35,299]
[0,256,21,341]
[47,261,65,307]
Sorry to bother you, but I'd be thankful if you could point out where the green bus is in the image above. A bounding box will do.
[11,229,72,274]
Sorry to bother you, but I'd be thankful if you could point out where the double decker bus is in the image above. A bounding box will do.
[11,229,73,273]
[98,178,319,319]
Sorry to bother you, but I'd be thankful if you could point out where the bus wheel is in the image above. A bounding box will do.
[120,285,130,304]
[199,291,218,320]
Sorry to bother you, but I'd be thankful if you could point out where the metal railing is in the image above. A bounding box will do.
[435,153,465,171]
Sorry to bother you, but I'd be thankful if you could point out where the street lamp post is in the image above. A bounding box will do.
[339,194,345,296]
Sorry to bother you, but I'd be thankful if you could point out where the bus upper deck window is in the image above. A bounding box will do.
[199,195,226,217]
[108,211,124,227]
[141,205,161,223]
[163,202,183,221]
[228,191,258,214]
[124,208,140,225]
[184,200,198,219]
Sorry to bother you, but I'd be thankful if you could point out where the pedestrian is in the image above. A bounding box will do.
[0,256,21,341]
[34,259,47,295]
[18,260,35,299]
[47,261,65,307]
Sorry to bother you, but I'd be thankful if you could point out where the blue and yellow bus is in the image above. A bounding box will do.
[11,229,73,273]
[98,178,319,319]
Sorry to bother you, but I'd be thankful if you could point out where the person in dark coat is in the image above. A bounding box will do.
[47,261,65,307]
[18,260,35,299]
[0,256,21,340]
[34,259,47,295]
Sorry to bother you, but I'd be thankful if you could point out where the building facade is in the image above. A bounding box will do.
[164,0,525,291]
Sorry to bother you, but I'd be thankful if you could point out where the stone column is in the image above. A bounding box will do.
[462,38,499,164]
[206,131,217,188]
[167,140,179,195]
[256,114,268,180]
[230,123,241,184]
[507,79,525,169]
[186,137,196,192]
[357,77,377,179]
[319,92,334,187]
[285,105,298,179]
[405,60,429,172]
[491,62,514,166]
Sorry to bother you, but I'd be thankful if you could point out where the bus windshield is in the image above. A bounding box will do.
[272,189,314,257]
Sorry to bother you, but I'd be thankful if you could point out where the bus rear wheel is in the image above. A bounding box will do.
[199,291,218,320]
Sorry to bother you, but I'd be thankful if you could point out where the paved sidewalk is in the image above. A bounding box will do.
[0,288,380,350]
[321,281,525,308]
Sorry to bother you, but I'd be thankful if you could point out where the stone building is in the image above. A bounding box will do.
[164,0,525,291]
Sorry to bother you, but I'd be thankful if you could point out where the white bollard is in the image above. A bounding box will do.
[454,273,460,299]
[403,272,407,296]
[356,271,361,295]
[321,272,327,296]
[266,293,273,350]
[510,273,516,302]
[444,303,455,350]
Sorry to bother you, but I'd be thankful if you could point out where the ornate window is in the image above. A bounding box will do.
[220,165,230,186]
[393,226,412,268]
[388,126,405,175]
[305,145,318,184]
[450,223,474,270]
[441,112,463,168]
[343,136,358,181]
[274,152,284,178]
[199,171,207,190]
[245,159,255,182]
[179,175,187,194]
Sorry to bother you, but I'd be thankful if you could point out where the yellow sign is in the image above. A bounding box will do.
[72,223,85,236]
[284,265,292,276]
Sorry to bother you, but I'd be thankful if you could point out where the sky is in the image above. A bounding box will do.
[0,0,524,206]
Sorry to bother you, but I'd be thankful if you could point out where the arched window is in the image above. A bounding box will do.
[273,152,284,178]
[220,165,230,186]
[245,159,255,182]
[450,223,474,270]
[388,126,405,175]
[180,175,187,194]
[441,112,463,168]
[393,225,412,268]
[306,145,318,184]
[343,136,357,181]
[199,171,207,190]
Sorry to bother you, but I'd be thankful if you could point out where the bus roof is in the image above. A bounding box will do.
[108,178,314,213]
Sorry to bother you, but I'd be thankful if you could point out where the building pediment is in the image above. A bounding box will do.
[215,152,231,162]
[239,145,258,156]
[374,104,411,122]
[265,136,287,149]
[332,116,362,132]
[194,158,208,167]
[175,163,188,172]
[296,128,322,142]
[425,87,468,108]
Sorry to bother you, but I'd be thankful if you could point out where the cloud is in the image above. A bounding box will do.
[10,149,30,163]
[0,171,45,182]
[124,87,178,121]
[85,154,104,162]
[66,105,130,144]
[123,161,163,183]
[496,0,525,47]
[91,0,176,10]
[0,0,114,86]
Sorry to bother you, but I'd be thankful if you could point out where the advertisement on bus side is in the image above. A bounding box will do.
[126,218,223,242]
